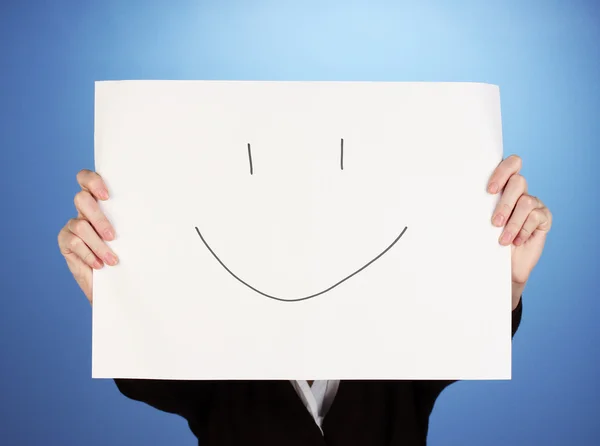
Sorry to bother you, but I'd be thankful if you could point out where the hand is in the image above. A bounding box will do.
[487,155,552,309]
[57,170,118,304]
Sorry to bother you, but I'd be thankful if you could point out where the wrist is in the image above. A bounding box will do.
[512,281,525,310]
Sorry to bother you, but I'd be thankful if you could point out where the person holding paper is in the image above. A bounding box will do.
[58,154,552,445]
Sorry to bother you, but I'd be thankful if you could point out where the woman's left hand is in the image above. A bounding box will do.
[487,155,553,309]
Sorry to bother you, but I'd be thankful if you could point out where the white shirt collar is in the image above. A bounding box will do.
[289,380,340,434]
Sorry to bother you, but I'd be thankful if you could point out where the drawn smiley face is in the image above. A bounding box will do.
[194,137,409,303]
[179,82,463,305]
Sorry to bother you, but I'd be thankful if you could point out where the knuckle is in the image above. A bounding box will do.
[528,195,538,206]
[509,154,522,169]
[532,209,543,224]
[519,194,537,209]
[512,174,526,188]
[68,235,82,251]
[76,169,91,182]
[73,190,89,208]
[66,218,77,233]
[71,218,88,235]
[57,226,70,250]
[507,174,527,193]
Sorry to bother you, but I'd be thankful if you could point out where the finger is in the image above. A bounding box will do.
[499,194,539,246]
[514,206,552,246]
[58,224,104,269]
[76,169,109,201]
[488,155,522,194]
[74,190,115,241]
[492,174,528,227]
[67,218,119,266]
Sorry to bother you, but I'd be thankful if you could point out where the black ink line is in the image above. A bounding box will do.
[340,138,344,170]
[195,225,408,302]
[247,143,253,175]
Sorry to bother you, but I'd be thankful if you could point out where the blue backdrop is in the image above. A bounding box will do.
[1,0,598,445]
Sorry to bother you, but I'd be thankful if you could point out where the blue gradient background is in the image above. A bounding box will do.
[1,0,598,445]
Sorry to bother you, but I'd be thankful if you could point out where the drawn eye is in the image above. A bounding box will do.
[247,139,345,175]
[247,143,254,175]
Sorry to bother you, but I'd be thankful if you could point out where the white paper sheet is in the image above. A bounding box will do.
[92,80,511,380]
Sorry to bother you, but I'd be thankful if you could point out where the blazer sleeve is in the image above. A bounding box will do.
[113,378,214,422]
[413,296,524,419]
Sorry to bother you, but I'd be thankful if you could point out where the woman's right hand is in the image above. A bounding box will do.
[57,169,119,304]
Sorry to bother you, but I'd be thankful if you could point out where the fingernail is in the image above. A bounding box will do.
[93,260,104,269]
[488,182,499,194]
[493,214,504,226]
[103,228,114,240]
[98,189,109,200]
[514,236,523,246]
[500,231,512,245]
[104,252,118,265]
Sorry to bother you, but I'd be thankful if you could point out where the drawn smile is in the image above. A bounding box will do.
[194,225,408,302]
